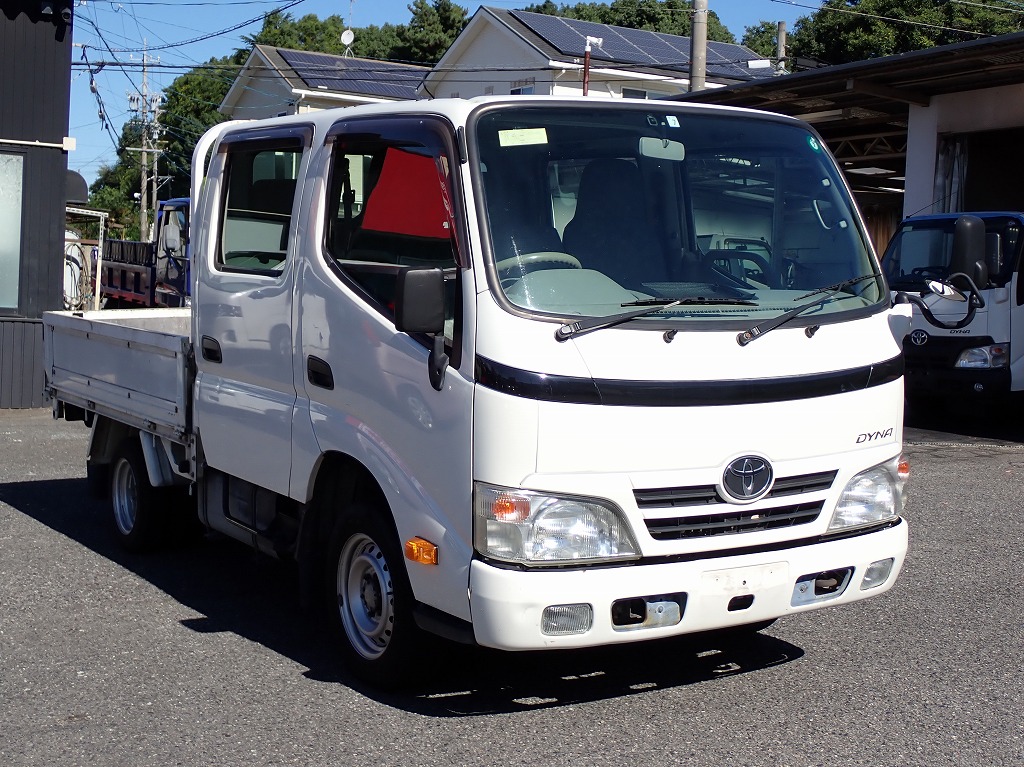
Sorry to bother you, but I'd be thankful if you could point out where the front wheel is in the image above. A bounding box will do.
[326,502,420,688]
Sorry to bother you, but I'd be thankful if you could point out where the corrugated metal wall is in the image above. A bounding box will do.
[0,319,44,409]
[1,3,72,407]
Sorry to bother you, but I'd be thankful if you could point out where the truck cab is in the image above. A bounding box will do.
[46,97,913,688]
[883,212,1024,403]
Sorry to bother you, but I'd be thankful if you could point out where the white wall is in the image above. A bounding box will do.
[905,82,1024,216]
[227,76,298,120]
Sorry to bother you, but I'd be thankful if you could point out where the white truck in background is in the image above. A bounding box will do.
[45,97,917,688]
[883,212,1021,406]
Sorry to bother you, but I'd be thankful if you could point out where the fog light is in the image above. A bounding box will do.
[792,567,853,606]
[542,603,594,635]
[861,558,895,590]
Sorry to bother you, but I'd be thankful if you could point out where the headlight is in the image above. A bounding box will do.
[474,483,640,566]
[955,344,1008,369]
[829,456,907,531]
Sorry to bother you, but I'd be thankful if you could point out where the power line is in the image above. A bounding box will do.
[769,0,991,37]
[90,0,307,53]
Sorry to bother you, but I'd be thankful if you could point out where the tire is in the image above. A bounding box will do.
[325,502,420,688]
[109,436,165,552]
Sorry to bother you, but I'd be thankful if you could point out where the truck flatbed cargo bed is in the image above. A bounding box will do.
[43,308,192,440]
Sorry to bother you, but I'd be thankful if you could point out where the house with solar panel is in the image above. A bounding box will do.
[219,45,429,120]
[420,7,776,101]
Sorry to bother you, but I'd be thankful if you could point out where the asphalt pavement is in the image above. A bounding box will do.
[1,407,1021,766]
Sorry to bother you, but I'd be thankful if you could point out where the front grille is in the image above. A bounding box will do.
[634,470,837,509]
[645,501,824,541]
[635,470,837,541]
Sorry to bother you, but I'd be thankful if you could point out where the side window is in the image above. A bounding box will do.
[218,143,302,274]
[325,122,459,338]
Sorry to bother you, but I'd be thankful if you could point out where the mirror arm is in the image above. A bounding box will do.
[428,334,449,391]
[895,273,985,330]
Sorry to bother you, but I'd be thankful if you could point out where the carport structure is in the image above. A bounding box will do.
[674,31,1024,251]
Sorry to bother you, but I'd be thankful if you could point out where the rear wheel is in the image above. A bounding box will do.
[326,501,420,688]
[110,437,165,552]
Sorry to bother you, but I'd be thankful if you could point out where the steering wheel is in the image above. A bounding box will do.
[495,251,583,274]
[910,266,947,280]
[708,251,778,289]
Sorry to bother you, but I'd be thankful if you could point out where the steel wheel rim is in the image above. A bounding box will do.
[111,457,138,536]
[337,533,394,660]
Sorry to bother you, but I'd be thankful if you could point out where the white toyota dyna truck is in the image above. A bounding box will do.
[44,97,914,687]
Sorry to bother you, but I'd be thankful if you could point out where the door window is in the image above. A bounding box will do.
[218,142,303,274]
[325,118,461,342]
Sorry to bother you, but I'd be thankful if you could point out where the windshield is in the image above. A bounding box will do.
[473,104,884,327]
[883,215,1023,291]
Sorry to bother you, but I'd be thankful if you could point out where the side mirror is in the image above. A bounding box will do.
[394,267,448,391]
[949,215,988,290]
[926,279,966,302]
[395,267,445,334]
[163,224,181,254]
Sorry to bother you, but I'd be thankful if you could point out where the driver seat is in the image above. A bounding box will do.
[562,158,668,288]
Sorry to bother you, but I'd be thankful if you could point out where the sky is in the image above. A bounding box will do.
[68,0,813,186]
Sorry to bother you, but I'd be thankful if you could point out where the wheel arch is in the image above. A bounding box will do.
[296,450,393,606]
[86,416,136,499]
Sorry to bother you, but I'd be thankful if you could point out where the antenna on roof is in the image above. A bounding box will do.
[342,0,356,57]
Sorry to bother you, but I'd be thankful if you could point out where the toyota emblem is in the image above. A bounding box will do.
[909,329,929,346]
[722,456,774,502]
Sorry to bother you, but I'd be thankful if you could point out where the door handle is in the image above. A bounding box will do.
[201,335,222,363]
[307,355,334,390]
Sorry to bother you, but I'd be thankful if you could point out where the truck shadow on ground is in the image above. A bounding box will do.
[0,476,804,716]
[905,399,1024,443]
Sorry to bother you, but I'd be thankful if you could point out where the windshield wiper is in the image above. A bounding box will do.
[736,273,877,347]
[556,297,755,342]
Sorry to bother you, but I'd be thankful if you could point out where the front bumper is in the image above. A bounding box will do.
[469,520,907,650]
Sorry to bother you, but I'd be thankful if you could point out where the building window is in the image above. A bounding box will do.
[511,78,536,96]
[0,153,24,310]
[622,87,649,100]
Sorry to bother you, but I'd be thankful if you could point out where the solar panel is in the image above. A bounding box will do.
[277,49,424,100]
[510,10,773,81]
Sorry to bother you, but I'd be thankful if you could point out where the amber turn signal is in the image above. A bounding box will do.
[405,536,438,565]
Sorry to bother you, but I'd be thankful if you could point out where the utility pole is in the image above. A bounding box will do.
[126,43,162,240]
[689,0,707,92]
[777,21,788,74]
[583,36,602,96]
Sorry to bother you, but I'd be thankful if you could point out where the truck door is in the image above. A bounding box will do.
[194,126,311,496]
[297,116,475,618]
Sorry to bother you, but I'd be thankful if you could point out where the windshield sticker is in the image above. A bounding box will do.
[498,127,548,147]
[666,115,680,128]
[807,136,822,152]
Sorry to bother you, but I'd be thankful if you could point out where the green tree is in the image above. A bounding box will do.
[159,57,237,199]
[742,20,780,59]
[395,0,470,63]
[789,0,1024,66]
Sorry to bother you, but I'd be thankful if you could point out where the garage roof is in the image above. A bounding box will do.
[674,31,1024,198]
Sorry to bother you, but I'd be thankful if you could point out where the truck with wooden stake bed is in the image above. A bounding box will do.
[45,97,923,688]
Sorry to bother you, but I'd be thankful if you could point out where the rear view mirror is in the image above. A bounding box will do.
[163,223,181,253]
[949,215,988,290]
[926,280,966,302]
[639,136,685,161]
